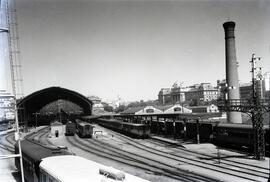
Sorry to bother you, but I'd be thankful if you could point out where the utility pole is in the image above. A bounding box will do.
[218,54,269,160]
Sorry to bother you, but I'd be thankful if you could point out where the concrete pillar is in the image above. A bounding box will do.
[223,21,242,123]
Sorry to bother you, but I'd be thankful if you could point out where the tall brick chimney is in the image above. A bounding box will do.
[223,21,242,123]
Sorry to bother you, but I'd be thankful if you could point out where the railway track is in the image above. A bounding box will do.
[0,126,51,154]
[66,134,219,182]
[0,131,15,153]
[2,125,268,181]
[97,126,269,182]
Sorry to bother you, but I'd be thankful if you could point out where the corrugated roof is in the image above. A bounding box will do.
[154,105,173,111]
[121,106,146,114]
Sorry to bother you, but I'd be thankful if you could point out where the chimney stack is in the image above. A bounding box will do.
[223,21,242,123]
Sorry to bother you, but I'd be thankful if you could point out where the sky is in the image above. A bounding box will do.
[2,0,270,101]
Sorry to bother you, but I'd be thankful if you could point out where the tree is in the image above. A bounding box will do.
[114,105,126,113]
[101,102,114,112]
[103,105,113,112]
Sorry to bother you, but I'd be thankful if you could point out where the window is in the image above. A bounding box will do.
[146,109,154,113]
[174,107,181,112]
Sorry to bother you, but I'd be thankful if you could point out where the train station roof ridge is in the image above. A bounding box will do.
[17,86,93,117]
[51,121,63,126]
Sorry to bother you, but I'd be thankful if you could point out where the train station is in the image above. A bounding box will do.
[1,0,270,182]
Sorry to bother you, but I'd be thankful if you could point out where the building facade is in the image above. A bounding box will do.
[185,83,219,103]
[218,72,269,101]
[158,83,219,105]
[88,95,104,111]
[50,121,64,137]
[0,90,15,121]
[158,88,171,105]
[171,85,188,104]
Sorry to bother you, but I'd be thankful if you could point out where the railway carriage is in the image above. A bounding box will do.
[98,118,150,138]
[15,140,149,182]
[149,120,165,135]
[164,120,174,136]
[77,121,94,138]
[213,123,269,152]
[39,155,150,182]
[14,139,72,182]
[174,120,186,138]
[65,121,76,136]
[199,122,214,142]
[98,118,123,131]
[185,122,197,140]
[122,122,150,138]
[98,115,269,155]
[185,121,214,142]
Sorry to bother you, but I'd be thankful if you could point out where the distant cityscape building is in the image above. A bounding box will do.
[103,95,127,109]
[216,79,227,100]
[217,72,270,101]
[0,90,15,121]
[171,83,188,104]
[158,83,219,105]
[158,88,171,105]
[87,95,104,110]
[239,83,253,100]
[185,83,218,103]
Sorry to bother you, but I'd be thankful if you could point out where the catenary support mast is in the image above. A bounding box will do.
[218,53,269,160]
[0,0,25,181]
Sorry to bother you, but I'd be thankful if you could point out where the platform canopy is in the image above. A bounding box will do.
[17,87,92,118]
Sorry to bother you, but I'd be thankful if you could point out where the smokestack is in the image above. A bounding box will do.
[223,21,242,123]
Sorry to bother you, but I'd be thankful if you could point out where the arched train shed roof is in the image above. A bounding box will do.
[17,87,92,115]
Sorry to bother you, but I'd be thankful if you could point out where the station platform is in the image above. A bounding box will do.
[150,135,193,147]
[150,135,245,155]
[150,135,182,144]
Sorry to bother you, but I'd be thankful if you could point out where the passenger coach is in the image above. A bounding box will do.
[39,155,150,182]
[77,122,94,138]
[14,139,71,182]
[15,140,149,182]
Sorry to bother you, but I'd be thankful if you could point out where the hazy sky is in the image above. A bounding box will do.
[7,0,270,101]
